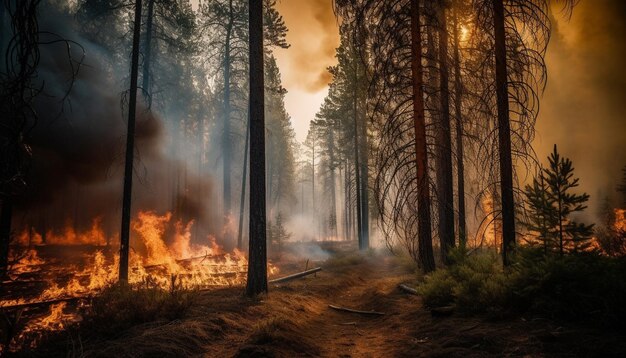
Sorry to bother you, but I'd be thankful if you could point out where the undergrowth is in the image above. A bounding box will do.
[418,247,626,326]
[83,283,199,338]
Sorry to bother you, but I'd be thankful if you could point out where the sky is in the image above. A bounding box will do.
[273,0,339,142]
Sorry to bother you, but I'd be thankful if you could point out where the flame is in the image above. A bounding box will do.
[476,194,500,249]
[1,210,283,351]
[614,209,626,233]
[15,217,110,246]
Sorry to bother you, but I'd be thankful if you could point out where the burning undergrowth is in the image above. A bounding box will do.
[1,210,274,353]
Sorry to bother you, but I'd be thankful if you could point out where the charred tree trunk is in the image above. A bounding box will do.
[493,0,516,265]
[452,6,467,247]
[435,0,455,262]
[410,0,435,273]
[223,0,234,234]
[237,109,250,250]
[245,0,267,297]
[0,198,12,279]
[142,0,154,105]
[119,0,143,283]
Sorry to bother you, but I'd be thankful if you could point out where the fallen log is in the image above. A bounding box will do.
[328,305,385,316]
[398,284,418,295]
[269,267,322,284]
[143,252,221,270]
[0,296,85,311]
[430,306,455,317]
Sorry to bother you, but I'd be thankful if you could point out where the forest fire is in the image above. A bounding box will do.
[4,211,255,302]
[0,211,267,351]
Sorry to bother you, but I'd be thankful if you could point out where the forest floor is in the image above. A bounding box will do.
[27,245,626,357]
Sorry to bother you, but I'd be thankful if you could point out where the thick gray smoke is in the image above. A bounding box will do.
[13,3,221,246]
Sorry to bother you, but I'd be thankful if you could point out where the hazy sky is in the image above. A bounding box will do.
[274,0,339,142]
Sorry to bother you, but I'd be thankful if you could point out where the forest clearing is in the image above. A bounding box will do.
[2,0,626,356]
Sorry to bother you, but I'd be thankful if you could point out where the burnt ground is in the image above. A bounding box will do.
[14,248,626,357]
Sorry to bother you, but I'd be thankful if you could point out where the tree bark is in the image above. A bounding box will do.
[452,5,467,247]
[359,87,369,249]
[493,0,516,266]
[142,0,154,105]
[119,0,143,283]
[329,128,337,238]
[411,0,435,273]
[352,59,363,249]
[237,109,250,250]
[245,0,268,297]
[435,0,455,262]
[223,0,234,235]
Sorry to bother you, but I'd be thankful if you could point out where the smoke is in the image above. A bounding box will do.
[13,4,220,244]
[274,0,339,93]
[535,0,626,216]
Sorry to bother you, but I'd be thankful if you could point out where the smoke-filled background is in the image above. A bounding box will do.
[13,2,220,248]
[274,0,626,211]
[7,0,626,248]
[536,0,626,213]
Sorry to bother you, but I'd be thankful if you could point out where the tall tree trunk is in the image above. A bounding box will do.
[353,60,363,249]
[142,0,154,105]
[359,88,369,249]
[435,0,455,262]
[237,110,250,250]
[245,0,267,297]
[119,0,143,283]
[410,0,435,272]
[329,129,337,238]
[493,0,516,265]
[311,138,316,238]
[223,0,234,234]
[452,5,467,247]
[345,160,352,241]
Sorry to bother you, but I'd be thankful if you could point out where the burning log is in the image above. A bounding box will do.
[398,284,418,295]
[0,296,84,311]
[328,304,385,316]
[268,267,322,284]
[142,252,226,270]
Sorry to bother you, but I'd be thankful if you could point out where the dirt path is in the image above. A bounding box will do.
[215,253,626,357]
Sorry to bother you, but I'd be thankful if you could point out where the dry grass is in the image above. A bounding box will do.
[17,247,626,357]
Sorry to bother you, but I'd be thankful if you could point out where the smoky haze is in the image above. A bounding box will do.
[15,4,220,246]
[535,0,626,213]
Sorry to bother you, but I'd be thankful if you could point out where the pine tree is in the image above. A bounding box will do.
[523,170,557,253]
[526,145,595,255]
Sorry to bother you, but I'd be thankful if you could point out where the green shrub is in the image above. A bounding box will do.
[419,248,508,311]
[417,246,626,326]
